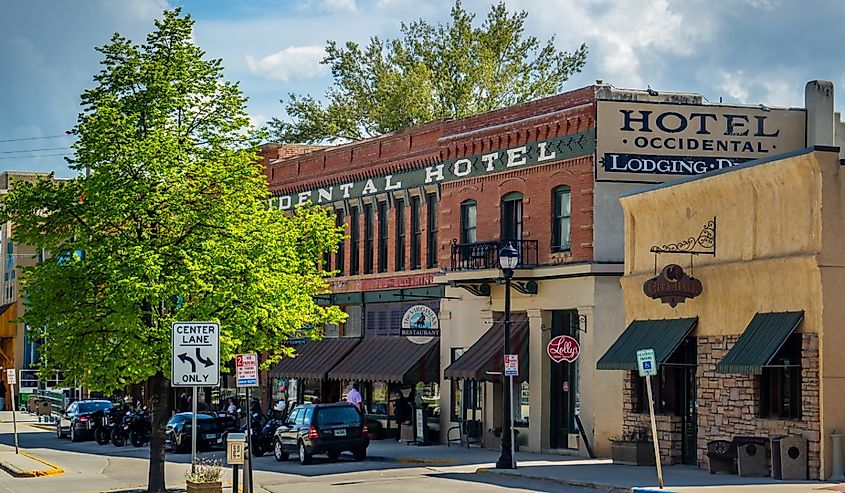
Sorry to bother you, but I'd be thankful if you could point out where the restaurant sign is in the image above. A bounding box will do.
[401,304,439,344]
[596,100,806,183]
[643,264,703,307]
[271,130,595,209]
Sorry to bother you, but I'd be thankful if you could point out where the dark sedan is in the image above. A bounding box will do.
[56,400,114,442]
[165,413,224,453]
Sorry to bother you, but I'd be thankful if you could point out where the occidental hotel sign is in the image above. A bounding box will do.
[271,130,594,209]
[596,101,806,183]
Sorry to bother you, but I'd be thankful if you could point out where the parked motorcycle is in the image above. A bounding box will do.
[111,408,134,447]
[128,410,152,447]
[246,409,285,457]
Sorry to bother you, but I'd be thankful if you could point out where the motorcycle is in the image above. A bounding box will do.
[128,410,152,447]
[111,408,134,447]
[245,409,284,457]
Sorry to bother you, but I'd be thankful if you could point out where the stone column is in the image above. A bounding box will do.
[805,80,834,147]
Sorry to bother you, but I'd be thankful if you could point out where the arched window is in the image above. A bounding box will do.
[501,192,523,241]
[552,186,571,252]
[460,200,477,244]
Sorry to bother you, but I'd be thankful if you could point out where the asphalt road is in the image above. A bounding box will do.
[0,421,597,493]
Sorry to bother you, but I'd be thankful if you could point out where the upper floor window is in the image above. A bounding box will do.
[426,194,438,268]
[335,209,345,275]
[460,200,477,244]
[349,206,360,275]
[552,186,572,252]
[378,201,388,273]
[364,203,374,274]
[501,192,523,241]
[411,196,422,269]
[395,199,406,271]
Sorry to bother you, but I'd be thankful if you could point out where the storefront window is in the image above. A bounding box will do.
[632,337,695,416]
[450,348,464,421]
[368,381,388,415]
[415,381,440,417]
[759,334,802,420]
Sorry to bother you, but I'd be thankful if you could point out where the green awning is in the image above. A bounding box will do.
[597,318,698,370]
[715,311,804,374]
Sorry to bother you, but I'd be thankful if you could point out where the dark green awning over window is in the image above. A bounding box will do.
[597,318,698,371]
[716,311,804,374]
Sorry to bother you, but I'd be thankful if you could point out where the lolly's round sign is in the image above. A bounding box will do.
[547,335,580,363]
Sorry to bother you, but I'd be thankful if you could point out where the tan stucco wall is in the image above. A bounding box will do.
[620,149,845,478]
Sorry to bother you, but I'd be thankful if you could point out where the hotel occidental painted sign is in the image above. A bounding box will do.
[643,264,703,307]
[596,100,806,183]
[270,130,595,209]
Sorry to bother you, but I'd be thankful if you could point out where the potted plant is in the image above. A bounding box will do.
[610,428,655,466]
[185,458,223,493]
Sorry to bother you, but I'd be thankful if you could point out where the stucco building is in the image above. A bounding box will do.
[600,82,845,479]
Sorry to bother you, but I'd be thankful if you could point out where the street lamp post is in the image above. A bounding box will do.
[495,242,519,470]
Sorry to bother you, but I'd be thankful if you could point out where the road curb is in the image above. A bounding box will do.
[28,424,55,432]
[0,451,64,478]
[476,467,642,493]
[367,455,461,466]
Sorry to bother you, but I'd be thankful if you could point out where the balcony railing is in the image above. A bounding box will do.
[450,239,539,271]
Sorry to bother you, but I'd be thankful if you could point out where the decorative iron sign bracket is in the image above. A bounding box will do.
[650,217,716,256]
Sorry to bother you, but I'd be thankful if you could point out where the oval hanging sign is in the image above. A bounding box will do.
[400,305,440,344]
[547,335,580,363]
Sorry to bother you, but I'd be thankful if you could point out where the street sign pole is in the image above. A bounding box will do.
[191,386,198,473]
[7,369,18,454]
[645,375,664,489]
[637,348,663,490]
[235,354,258,493]
[245,387,253,493]
[508,374,515,465]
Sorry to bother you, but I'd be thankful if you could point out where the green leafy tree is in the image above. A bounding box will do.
[271,0,588,143]
[1,10,343,492]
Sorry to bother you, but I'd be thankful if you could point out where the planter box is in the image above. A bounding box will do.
[186,481,222,493]
[611,441,655,466]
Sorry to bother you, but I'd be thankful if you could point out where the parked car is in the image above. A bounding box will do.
[165,412,223,453]
[272,403,369,465]
[56,400,114,442]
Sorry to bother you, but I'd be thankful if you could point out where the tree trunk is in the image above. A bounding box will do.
[147,371,170,493]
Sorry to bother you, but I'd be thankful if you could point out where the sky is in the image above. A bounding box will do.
[2,0,844,177]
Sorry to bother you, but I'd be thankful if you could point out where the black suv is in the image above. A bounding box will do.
[57,400,114,442]
[165,413,224,453]
[272,403,368,464]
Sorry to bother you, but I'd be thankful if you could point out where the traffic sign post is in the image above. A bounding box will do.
[172,322,220,472]
[636,348,663,489]
[235,353,258,493]
[6,369,17,454]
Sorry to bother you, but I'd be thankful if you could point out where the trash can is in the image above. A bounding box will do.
[771,436,808,480]
[26,396,39,413]
[37,400,51,417]
[735,436,769,477]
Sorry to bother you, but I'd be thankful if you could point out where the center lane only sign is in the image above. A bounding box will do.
[172,322,220,386]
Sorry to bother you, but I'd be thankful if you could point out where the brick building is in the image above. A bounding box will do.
[262,80,820,461]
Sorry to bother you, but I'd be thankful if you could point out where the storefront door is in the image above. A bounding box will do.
[678,339,697,466]
[550,310,578,449]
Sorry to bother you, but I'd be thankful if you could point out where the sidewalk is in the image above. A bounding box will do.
[0,448,63,478]
[367,440,842,493]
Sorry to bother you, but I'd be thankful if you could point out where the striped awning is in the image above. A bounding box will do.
[443,313,529,382]
[597,318,698,370]
[327,336,440,383]
[716,311,804,374]
[268,337,360,380]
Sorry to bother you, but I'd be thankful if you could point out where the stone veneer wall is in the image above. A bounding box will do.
[697,334,821,479]
[621,371,684,464]
[620,334,820,476]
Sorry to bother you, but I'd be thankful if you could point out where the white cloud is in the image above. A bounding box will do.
[245,45,329,82]
[717,70,750,102]
[295,0,359,13]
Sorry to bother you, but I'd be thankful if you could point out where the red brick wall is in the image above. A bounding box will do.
[438,155,595,267]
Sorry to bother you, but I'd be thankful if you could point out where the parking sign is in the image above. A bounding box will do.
[235,353,259,387]
[636,349,657,377]
[504,354,519,377]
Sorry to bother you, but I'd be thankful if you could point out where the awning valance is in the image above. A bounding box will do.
[597,318,698,370]
[268,337,360,380]
[444,313,529,382]
[716,311,804,374]
[327,336,440,383]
